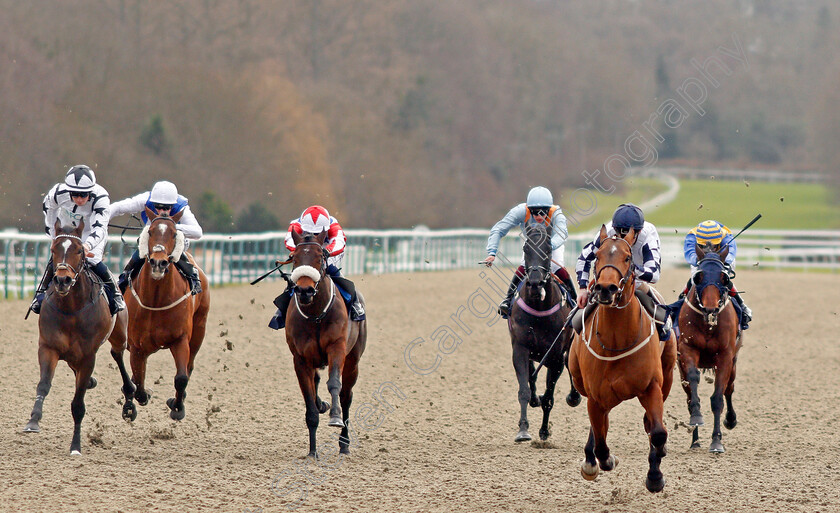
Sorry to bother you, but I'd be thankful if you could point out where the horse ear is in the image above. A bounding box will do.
[145,206,157,221]
[54,219,62,234]
[695,243,706,261]
[291,229,302,245]
[719,244,729,262]
[598,224,608,244]
[624,227,636,243]
[316,230,328,246]
[75,217,85,235]
[171,209,184,223]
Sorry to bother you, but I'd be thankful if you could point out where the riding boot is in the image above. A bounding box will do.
[499,269,524,319]
[174,254,202,295]
[91,261,125,315]
[554,271,578,303]
[332,275,365,321]
[29,261,55,315]
[730,288,751,330]
[118,250,144,294]
[269,284,293,330]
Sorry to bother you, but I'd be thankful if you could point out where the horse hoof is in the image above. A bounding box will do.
[339,446,350,455]
[566,392,582,408]
[689,415,705,427]
[87,377,97,389]
[122,402,137,422]
[529,397,541,408]
[23,423,40,433]
[539,429,550,441]
[690,441,702,449]
[724,417,737,430]
[167,398,186,421]
[307,451,318,459]
[70,450,82,456]
[136,391,150,406]
[514,430,532,443]
[580,461,599,480]
[317,401,329,414]
[645,476,666,493]
[328,417,345,428]
[709,441,725,453]
[599,454,618,472]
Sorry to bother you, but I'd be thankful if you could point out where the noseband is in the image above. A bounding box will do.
[53,233,86,289]
[593,236,634,308]
[686,257,731,327]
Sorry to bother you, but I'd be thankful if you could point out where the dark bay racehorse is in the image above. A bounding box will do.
[677,243,742,452]
[286,230,367,457]
[122,208,210,421]
[23,220,135,454]
[568,226,677,492]
[509,224,579,443]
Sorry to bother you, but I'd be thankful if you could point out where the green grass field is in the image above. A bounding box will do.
[563,177,840,233]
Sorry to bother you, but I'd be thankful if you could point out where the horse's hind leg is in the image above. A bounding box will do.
[581,401,616,480]
[564,350,581,407]
[167,339,190,421]
[709,354,734,453]
[512,344,532,442]
[639,385,668,493]
[527,361,540,407]
[539,366,561,440]
[723,361,737,430]
[313,372,329,414]
[130,350,151,406]
[69,358,95,455]
[24,347,59,433]
[109,332,137,421]
[326,347,346,428]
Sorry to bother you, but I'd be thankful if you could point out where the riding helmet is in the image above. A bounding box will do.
[612,203,645,230]
[64,165,97,192]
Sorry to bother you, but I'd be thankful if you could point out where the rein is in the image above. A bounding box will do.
[593,236,635,308]
[128,279,192,311]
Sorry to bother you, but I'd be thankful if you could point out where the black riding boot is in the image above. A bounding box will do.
[118,250,144,294]
[174,254,202,295]
[269,284,293,330]
[499,272,524,319]
[332,276,365,321]
[731,290,751,330]
[91,261,125,315]
[556,272,578,303]
[29,260,55,315]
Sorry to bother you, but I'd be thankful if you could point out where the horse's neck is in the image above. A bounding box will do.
[50,273,97,312]
[594,288,644,347]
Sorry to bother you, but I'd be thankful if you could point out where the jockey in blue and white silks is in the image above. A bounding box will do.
[31,165,125,315]
[673,220,752,330]
[109,181,204,295]
[483,186,577,318]
[575,203,672,341]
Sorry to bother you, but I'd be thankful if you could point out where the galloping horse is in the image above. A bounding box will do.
[23,220,135,454]
[122,208,210,420]
[285,230,367,457]
[676,243,742,452]
[568,225,677,493]
[509,224,579,443]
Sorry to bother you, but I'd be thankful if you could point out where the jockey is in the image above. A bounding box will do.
[269,205,365,330]
[30,165,125,315]
[671,220,752,331]
[575,203,672,342]
[109,181,203,295]
[483,186,576,319]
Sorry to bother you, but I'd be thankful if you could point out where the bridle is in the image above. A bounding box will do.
[686,256,731,327]
[592,235,635,308]
[52,233,86,291]
[291,240,333,322]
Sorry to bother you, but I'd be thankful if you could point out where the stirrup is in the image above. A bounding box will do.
[498,298,512,319]
[350,301,366,321]
[190,274,202,295]
[30,293,45,315]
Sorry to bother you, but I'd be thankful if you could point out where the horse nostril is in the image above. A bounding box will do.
[607,284,619,294]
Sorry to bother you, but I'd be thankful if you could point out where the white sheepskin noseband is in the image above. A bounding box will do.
[291,265,321,284]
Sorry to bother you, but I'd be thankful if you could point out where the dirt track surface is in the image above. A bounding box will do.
[2,268,839,513]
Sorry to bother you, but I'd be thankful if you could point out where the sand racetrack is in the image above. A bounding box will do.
[2,268,839,512]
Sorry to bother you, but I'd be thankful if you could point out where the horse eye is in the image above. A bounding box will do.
[625,256,631,262]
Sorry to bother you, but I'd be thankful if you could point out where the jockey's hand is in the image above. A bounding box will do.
[483,255,495,267]
[83,243,94,258]
[576,288,590,309]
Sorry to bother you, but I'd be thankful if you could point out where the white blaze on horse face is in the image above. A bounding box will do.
[609,244,618,256]
[61,239,72,255]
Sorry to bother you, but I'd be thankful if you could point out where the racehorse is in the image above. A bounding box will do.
[122,208,210,421]
[676,243,742,453]
[285,230,367,457]
[568,225,677,493]
[509,224,579,443]
[23,220,135,454]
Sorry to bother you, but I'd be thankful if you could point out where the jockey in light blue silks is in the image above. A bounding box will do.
[483,186,577,319]
[30,165,125,315]
[109,181,204,295]
[669,220,752,331]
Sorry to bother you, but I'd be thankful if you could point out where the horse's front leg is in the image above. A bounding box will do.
[130,348,151,407]
[293,357,320,458]
[539,366,561,440]
[680,346,704,429]
[581,399,616,480]
[167,338,191,421]
[639,383,668,493]
[110,345,137,421]
[709,352,735,453]
[723,362,738,431]
[564,348,582,407]
[326,345,345,428]
[24,347,59,433]
[69,358,96,455]
[527,361,540,407]
[512,344,532,442]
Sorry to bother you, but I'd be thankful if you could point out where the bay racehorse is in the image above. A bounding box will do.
[24,220,135,454]
[509,224,579,443]
[122,208,210,420]
[568,225,677,492]
[285,230,367,457]
[677,243,742,452]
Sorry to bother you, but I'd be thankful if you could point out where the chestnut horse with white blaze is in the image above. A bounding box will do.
[677,243,742,452]
[285,230,367,457]
[568,225,677,493]
[122,207,210,421]
[23,220,135,454]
